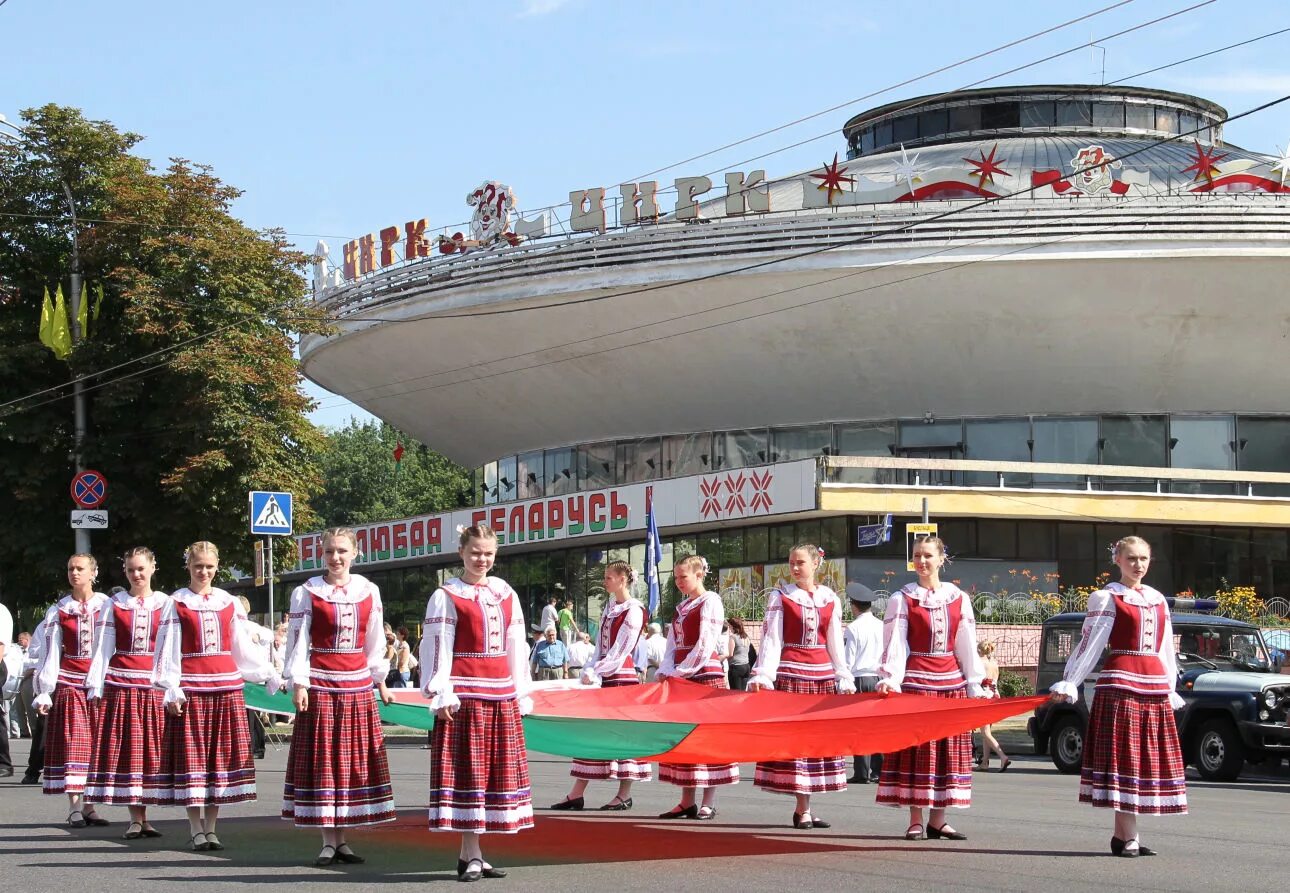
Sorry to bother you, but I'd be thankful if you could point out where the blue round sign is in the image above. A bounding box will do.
[71,469,108,508]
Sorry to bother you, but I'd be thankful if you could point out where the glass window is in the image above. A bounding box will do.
[918,108,948,140]
[745,526,769,564]
[1019,521,1057,561]
[771,424,831,462]
[670,537,695,566]
[899,418,963,449]
[517,450,544,500]
[1032,417,1098,488]
[1056,101,1091,126]
[1179,112,1198,138]
[720,529,745,567]
[1125,103,1153,130]
[1021,101,1055,127]
[835,421,896,483]
[482,460,499,505]
[617,437,661,483]
[496,455,518,500]
[715,429,767,469]
[1101,415,1167,468]
[545,447,575,496]
[794,520,822,549]
[1237,416,1290,496]
[964,418,1031,486]
[981,102,1020,129]
[1092,102,1124,127]
[949,105,980,132]
[662,432,712,477]
[977,520,1017,559]
[769,524,796,560]
[873,121,893,148]
[1155,106,1179,133]
[1170,416,1235,470]
[579,442,615,490]
[860,128,875,154]
[893,114,918,143]
[821,517,847,558]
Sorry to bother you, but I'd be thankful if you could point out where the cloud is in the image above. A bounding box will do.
[517,0,571,17]
[1176,71,1290,94]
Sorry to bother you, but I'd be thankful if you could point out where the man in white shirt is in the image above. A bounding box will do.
[566,631,595,679]
[0,598,12,776]
[536,593,560,635]
[644,622,666,682]
[20,620,45,784]
[843,584,884,783]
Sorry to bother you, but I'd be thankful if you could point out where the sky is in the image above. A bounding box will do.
[4,0,1289,429]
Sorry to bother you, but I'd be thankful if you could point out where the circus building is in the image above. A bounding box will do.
[293,84,1290,628]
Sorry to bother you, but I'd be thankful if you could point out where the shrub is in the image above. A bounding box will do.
[997,669,1034,698]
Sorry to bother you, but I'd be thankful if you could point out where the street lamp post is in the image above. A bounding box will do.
[0,114,91,553]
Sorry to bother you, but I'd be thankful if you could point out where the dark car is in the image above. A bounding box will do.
[1028,612,1290,781]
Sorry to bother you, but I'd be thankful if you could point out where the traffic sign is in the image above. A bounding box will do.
[71,470,108,508]
[71,510,109,529]
[249,490,293,536]
[905,522,939,571]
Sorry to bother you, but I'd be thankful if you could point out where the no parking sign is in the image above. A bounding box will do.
[71,470,108,508]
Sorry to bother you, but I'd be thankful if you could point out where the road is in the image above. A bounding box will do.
[2,733,1286,892]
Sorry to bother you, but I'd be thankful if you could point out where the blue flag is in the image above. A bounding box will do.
[645,486,662,615]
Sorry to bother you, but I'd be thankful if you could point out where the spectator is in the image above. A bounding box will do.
[631,627,650,683]
[531,628,568,681]
[975,641,1010,772]
[11,631,31,738]
[558,599,579,648]
[843,588,883,783]
[271,623,288,675]
[20,620,46,784]
[726,618,752,691]
[644,623,666,682]
[536,594,559,635]
[395,627,414,687]
[0,595,12,776]
[566,632,594,679]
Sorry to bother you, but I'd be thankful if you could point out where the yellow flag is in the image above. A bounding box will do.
[76,282,88,337]
[50,285,72,360]
[92,284,104,321]
[39,286,55,351]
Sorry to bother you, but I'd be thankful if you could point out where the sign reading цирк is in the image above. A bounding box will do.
[292,459,818,573]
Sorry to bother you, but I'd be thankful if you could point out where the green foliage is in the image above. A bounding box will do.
[0,105,329,623]
[997,669,1034,698]
[314,420,472,526]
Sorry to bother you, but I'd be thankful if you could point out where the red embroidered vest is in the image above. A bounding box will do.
[449,589,517,700]
[597,601,644,685]
[306,590,375,691]
[56,606,96,687]
[104,600,163,689]
[176,601,243,693]
[1098,591,1173,696]
[671,595,723,681]
[777,592,836,682]
[902,594,966,691]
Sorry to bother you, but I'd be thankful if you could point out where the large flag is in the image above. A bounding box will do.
[49,285,72,359]
[645,484,662,615]
[38,286,55,352]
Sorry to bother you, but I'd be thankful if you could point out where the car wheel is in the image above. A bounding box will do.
[1193,717,1244,782]
[1050,714,1084,774]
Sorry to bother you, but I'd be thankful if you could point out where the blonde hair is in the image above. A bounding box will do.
[458,523,498,548]
[977,640,996,658]
[790,542,824,563]
[322,527,358,550]
[122,546,155,566]
[912,535,948,557]
[185,541,219,565]
[674,555,709,576]
[606,560,637,586]
[1111,535,1151,563]
[69,552,98,572]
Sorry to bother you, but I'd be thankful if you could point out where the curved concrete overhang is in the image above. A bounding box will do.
[301,196,1290,467]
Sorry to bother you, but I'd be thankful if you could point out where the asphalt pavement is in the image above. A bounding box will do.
[1,732,1286,892]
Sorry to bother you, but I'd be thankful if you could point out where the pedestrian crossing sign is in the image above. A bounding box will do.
[249,490,293,536]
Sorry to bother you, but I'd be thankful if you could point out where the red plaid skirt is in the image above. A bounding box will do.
[157,690,256,806]
[86,686,166,805]
[659,675,741,788]
[428,698,534,834]
[43,684,100,795]
[876,687,973,809]
[283,688,396,827]
[571,676,652,783]
[754,676,847,795]
[1080,688,1188,815]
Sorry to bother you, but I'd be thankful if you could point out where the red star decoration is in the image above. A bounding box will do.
[1182,140,1229,186]
[964,144,1011,188]
[811,152,855,205]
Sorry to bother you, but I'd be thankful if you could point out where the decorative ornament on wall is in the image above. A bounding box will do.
[811,153,856,206]
[436,180,525,254]
[964,143,1011,188]
[891,143,923,197]
[1182,140,1229,187]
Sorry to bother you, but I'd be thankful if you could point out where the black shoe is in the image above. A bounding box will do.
[1138,843,1157,857]
[20,772,39,785]
[316,845,337,866]
[658,804,699,819]
[0,768,13,778]
[599,796,632,811]
[927,823,967,840]
[335,845,365,864]
[809,817,831,829]
[458,859,507,878]
[253,751,266,760]
[847,775,870,784]
[549,796,584,811]
[458,858,483,882]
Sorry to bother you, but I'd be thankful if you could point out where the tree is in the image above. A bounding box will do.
[314,420,472,526]
[0,105,330,624]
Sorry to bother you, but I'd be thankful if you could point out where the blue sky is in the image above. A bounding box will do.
[4,0,1289,428]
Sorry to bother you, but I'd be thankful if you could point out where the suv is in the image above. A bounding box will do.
[1028,612,1290,781]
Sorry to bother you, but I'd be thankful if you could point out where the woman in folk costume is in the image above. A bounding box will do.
[420,523,533,882]
[33,553,111,827]
[654,554,739,820]
[748,544,855,829]
[153,541,282,852]
[550,560,650,812]
[282,527,396,866]
[84,547,168,839]
[876,536,986,841]
[1050,536,1186,857]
